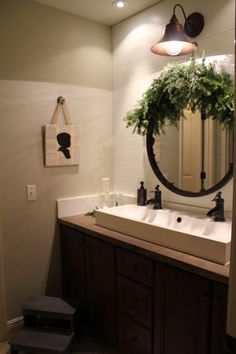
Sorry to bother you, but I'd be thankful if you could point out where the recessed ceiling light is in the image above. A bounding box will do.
[112,1,128,9]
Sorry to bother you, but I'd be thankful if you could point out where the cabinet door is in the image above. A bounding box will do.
[210,283,228,354]
[85,235,116,343]
[118,314,152,354]
[154,263,211,354]
[60,225,85,300]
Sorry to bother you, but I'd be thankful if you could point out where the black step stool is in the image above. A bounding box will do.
[10,328,74,354]
[22,296,76,332]
[9,296,78,354]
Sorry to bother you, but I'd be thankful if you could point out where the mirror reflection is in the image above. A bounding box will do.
[152,111,233,193]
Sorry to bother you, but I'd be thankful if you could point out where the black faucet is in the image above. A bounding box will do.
[146,185,162,209]
[207,191,225,221]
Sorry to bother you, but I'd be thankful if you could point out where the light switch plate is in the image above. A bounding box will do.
[26,185,37,201]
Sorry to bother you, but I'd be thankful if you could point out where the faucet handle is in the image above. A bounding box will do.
[150,185,160,193]
[212,191,222,201]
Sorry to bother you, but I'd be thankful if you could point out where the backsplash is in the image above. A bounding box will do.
[57,194,232,220]
[57,194,136,218]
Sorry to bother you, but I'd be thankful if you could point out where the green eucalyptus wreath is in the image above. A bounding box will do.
[124,55,234,136]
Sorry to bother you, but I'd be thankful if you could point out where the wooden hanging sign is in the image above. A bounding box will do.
[45,97,79,167]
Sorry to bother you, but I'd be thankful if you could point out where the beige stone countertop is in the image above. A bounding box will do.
[58,214,229,285]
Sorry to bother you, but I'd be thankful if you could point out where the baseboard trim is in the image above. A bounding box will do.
[225,334,236,353]
[7,316,23,331]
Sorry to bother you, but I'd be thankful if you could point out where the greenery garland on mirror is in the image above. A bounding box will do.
[124,55,234,136]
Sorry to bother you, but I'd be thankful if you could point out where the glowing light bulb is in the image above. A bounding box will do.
[165,41,184,56]
[112,1,127,9]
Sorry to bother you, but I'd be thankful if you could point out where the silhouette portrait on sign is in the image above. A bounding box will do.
[57,132,71,159]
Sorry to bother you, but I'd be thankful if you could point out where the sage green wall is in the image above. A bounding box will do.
[0,0,112,320]
[0,227,7,340]
[0,0,111,90]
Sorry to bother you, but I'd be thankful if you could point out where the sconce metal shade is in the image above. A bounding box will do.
[151,5,204,56]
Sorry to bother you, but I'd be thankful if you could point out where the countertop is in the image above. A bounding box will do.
[59,214,229,284]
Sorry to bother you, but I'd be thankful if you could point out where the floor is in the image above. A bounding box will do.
[0,327,121,354]
[0,342,8,354]
[75,328,121,354]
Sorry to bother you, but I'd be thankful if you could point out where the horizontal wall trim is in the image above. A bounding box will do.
[7,316,23,331]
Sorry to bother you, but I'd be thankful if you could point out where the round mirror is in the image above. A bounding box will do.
[146,116,233,197]
[146,54,234,197]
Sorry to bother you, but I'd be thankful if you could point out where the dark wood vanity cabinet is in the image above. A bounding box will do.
[154,263,211,354]
[153,263,228,354]
[117,249,154,354]
[60,225,116,342]
[60,225,86,300]
[210,282,228,354]
[60,224,228,354]
[85,235,116,342]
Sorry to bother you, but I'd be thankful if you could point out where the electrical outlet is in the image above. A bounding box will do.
[26,185,37,201]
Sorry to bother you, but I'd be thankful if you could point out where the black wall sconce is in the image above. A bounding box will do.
[151,4,204,56]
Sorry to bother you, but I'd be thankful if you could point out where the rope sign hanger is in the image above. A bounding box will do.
[50,96,72,125]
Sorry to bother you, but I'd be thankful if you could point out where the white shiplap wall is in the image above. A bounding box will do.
[112,0,234,211]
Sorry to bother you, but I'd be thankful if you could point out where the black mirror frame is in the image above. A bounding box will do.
[146,120,233,198]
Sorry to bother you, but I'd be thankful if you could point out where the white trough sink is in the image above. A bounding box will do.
[95,204,231,265]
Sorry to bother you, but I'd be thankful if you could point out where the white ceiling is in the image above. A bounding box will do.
[34,0,162,26]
